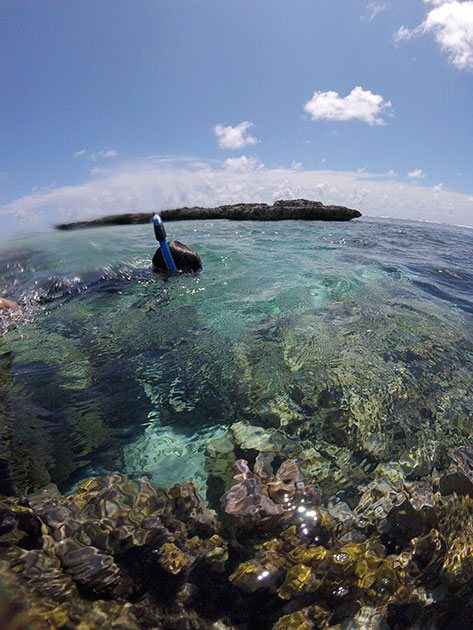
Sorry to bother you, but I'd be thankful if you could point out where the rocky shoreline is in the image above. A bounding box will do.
[55,199,362,230]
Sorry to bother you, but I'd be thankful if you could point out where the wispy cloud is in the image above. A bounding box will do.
[214,121,258,150]
[394,26,413,42]
[362,1,388,22]
[31,182,56,193]
[90,149,118,161]
[304,86,392,126]
[407,168,426,179]
[395,1,473,71]
[73,148,118,160]
[91,166,111,176]
[1,156,471,230]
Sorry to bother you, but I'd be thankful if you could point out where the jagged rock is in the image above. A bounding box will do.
[55,199,362,230]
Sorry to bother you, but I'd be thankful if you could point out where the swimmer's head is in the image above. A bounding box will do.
[152,240,202,273]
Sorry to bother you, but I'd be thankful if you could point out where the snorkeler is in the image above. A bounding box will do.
[152,240,202,273]
[151,213,202,273]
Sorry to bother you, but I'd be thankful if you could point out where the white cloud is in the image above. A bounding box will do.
[91,166,110,176]
[362,2,388,22]
[290,160,303,170]
[423,1,473,69]
[394,26,415,42]
[407,168,426,179]
[1,156,471,232]
[395,1,473,71]
[214,121,258,150]
[304,86,392,126]
[73,148,118,160]
[90,149,118,161]
[223,155,263,172]
[424,0,458,5]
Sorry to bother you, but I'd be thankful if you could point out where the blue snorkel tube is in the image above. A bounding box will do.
[153,213,178,273]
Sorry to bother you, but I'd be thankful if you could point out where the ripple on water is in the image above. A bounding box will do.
[0,218,471,494]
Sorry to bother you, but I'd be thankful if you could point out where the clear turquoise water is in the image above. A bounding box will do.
[0,218,472,494]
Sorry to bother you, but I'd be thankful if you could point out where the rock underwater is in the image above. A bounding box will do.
[0,298,20,312]
[0,448,472,629]
[55,199,362,230]
[230,300,473,478]
[0,299,22,336]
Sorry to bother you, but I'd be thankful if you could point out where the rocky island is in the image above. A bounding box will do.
[56,199,361,230]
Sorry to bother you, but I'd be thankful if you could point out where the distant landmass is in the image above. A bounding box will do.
[56,199,362,230]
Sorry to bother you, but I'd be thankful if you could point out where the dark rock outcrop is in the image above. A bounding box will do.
[56,199,361,230]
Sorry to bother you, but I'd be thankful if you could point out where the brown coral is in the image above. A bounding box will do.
[221,454,321,527]
[0,456,472,629]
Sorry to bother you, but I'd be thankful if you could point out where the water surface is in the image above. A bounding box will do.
[0,218,471,495]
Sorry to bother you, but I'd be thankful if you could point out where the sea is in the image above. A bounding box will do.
[0,217,472,497]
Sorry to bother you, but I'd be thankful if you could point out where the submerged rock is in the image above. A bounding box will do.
[439,445,473,498]
[0,461,472,629]
[0,298,19,312]
[55,199,362,230]
[0,299,22,335]
[232,302,473,475]
[0,352,56,495]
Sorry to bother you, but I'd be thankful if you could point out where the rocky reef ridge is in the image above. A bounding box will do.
[55,199,362,230]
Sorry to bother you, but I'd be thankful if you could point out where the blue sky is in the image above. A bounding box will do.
[1,0,472,233]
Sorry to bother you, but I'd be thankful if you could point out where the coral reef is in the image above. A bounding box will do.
[233,304,473,474]
[0,473,232,629]
[0,449,472,628]
[221,455,321,528]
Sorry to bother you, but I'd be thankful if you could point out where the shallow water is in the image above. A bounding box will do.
[0,218,472,495]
